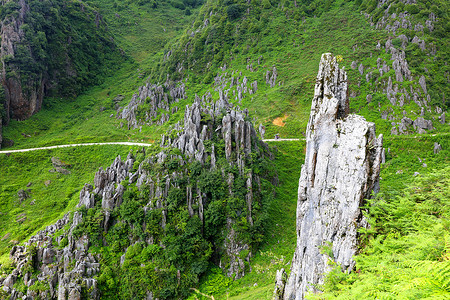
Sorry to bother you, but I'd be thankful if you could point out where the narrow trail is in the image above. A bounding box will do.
[263,138,302,142]
[1,132,446,154]
[0,139,304,154]
[0,142,153,154]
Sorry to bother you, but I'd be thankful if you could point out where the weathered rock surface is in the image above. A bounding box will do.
[49,157,71,175]
[433,142,442,154]
[281,54,383,299]
[3,212,100,300]
[357,5,442,133]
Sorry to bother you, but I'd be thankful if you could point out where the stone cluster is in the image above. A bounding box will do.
[117,79,185,129]
[2,213,100,300]
[0,93,274,298]
[354,4,444,134]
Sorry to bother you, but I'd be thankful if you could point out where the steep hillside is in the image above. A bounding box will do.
[0,98,277,299]
[0,0,200,150]
[0,0,124,125]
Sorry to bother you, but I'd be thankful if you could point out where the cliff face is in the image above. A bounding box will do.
[0,0,121,142]
[282,53,383,299]
[1,0,45,122]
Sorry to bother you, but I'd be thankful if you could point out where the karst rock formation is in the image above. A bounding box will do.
[279,53,383,299]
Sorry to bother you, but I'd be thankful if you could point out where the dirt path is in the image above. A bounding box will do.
[0,142,153,154]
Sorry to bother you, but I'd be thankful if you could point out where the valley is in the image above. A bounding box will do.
[0,0,449,299]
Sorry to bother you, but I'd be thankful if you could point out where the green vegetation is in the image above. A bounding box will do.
[187,140,304,299]
[68,112,277,298]
[0,0,449,298]
[0,145,143,264]
[2,0,200,149]
[0,0,124,99]
[309,166,450,299]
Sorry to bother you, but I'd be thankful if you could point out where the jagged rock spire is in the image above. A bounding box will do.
[281,53,383,299]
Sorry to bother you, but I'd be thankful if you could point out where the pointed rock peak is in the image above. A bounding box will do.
[279,54,383,299]
[313,53,349,121]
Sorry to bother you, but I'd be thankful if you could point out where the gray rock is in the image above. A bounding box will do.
[419,75,427,95]
[283,54,383,299]
[439,113,445,124]
[258,124,265,140]
[17,189,30,203]
[434,143,442,154]
[413,117,433,131]
[266,66,278,88]
[42,248,54,264]
[273,269,287,299]
[397,34,408,48]
[78,184,94,208]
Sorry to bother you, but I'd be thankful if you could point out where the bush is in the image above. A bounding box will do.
[170,0,185,10]
[405,4,420,15]
[227,4,242,20]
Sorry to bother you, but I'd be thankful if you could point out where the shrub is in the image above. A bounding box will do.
[227,4,242,20]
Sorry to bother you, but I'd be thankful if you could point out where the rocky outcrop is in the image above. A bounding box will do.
[1,0,44,122]
[0,0,120,142]
[281,54,383,299]
[355,3,445,134]
[1,92,275,298]
[3,213,100,299]
[117,79,185,129]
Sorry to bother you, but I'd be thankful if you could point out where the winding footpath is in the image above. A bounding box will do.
[0,139,304,154]
[0,142,154,154]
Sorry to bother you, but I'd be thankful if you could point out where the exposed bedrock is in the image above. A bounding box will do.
[281,53,383,299]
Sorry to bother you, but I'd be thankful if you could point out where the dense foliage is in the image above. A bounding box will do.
[310,166,450,299]
[157,0,341,81]
[69,117,277,298]
[0,0,123,99]
[0,0,449,299]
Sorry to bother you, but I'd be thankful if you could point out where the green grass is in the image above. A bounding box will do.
[309,166,450,299]
[0,145,144,262]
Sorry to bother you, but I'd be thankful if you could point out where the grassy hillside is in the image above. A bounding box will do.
[0,0,449,299]
[0,145,145,264]
[2,0,200,149]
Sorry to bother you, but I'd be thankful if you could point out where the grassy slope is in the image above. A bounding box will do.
[0,145,145,264]
[188,140,304,300]
[181,0,450,297]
